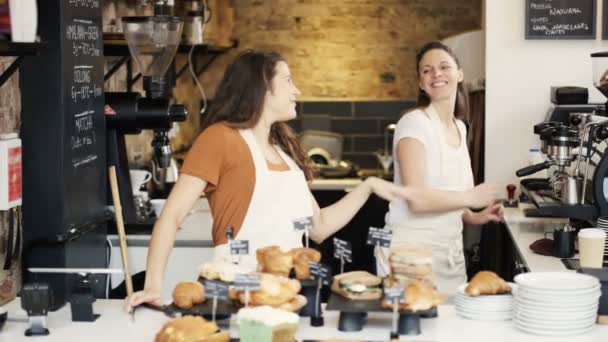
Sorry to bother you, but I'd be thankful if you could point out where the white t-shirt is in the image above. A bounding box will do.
[385,107,468,225]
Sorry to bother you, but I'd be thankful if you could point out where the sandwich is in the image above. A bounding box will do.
[331,271,382,300]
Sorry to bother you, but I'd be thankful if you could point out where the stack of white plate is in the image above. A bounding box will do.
[595,217,608,259]
[454,283,516,321]
[513,272,601,336]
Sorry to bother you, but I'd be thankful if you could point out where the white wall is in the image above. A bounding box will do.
[486,0,608,189]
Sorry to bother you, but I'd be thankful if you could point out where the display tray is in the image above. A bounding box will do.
[325,292,434,315]
[168,299,239,320]
[324,293,436,335]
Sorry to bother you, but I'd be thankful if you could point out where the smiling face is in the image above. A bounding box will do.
[263,61,301,123]
[417,48,464,103]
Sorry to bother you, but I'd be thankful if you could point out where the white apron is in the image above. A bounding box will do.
[377,104,474,294]
[212,129,314,269]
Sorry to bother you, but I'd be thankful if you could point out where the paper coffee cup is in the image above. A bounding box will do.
[578,228,606,268]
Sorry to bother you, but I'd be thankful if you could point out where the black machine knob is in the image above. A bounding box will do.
[169,104,188,123]
[516,161,553,178]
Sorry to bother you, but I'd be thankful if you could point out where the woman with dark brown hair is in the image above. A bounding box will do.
[377,42,503,293]
[126,50,413,310]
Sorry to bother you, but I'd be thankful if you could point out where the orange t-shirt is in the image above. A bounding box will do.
[181,123,290,245]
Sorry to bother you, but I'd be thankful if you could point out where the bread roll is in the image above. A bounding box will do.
[465,271,511,296]
[155,315,229,342]
[172,281,205,309]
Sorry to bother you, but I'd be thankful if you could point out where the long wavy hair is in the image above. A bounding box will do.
[201,49,314,180]
[415,41,469,120]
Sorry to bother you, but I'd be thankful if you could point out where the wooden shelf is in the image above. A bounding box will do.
[0,41,42,87]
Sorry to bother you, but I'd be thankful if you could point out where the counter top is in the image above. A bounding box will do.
[2,299,606,341]
[7,206,608,340]
[503,205,570,272]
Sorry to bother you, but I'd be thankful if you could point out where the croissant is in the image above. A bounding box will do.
[172,281,205,309]
[465,271,511,296]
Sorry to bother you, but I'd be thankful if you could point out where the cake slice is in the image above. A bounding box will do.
[237,306,299,342]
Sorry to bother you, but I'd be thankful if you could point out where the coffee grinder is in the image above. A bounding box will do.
[105,15,187,225]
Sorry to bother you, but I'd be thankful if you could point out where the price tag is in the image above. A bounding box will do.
[234,273,260,291]
[308,261,331,286]
[367,227,392,248]
[230,240,249,255]
[292,216,313,231]
[203,280,229,300]
[383,287,405,302]
[333,238,352,263]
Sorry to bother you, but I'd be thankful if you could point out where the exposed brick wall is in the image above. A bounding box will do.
[0,58,21,134]
[206,0,482,99]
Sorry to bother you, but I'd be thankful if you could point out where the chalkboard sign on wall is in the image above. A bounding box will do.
[526,0,596,39]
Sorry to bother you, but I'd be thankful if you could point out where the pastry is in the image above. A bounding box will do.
[237,306,299,342]
[237,273,301,307]
[465,271,511,296]
[330,271,382,300]
[290,248,321,279]
[155,315,230,342]
[198,260,253,283]
[172,281,205,309]
[382,280,445,312]
[257,246,294,277]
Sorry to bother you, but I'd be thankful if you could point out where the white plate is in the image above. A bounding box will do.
[514,272,599,290]
[514,310,597,323]
[514,291,601,305]
[515,304,598,317]
[457,282,517,297]
[456,310,512,321]
[455,299,513,311]
[515,324,594,336]
[514,317,596,331]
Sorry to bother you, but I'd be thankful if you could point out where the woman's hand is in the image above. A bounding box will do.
[364,176,411,202]
[124,288,163,313]
[464,203,504,225]
[465,183,498,209]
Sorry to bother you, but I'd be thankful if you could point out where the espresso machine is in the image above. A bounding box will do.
[517,52,608,221]
[105,15,187,225]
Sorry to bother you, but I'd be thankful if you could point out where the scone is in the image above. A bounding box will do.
[290,248,321,280]
[257,246,293,277]
[155,315,230,342]
[465,271,511,296]
[235,273,305,312]
[381,280,445,312]
[173,281,205,309]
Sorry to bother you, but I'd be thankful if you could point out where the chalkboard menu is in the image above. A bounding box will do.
[63,0,105,226]
[21,0,107,310]
[525,0,596,39]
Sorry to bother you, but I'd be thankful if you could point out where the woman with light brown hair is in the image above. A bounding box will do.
[126,49,414,310]
[378,42,503,293]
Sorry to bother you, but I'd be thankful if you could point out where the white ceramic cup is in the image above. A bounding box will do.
[578,228,606,268]
[150,199,166,217]
[129,170,152,194]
